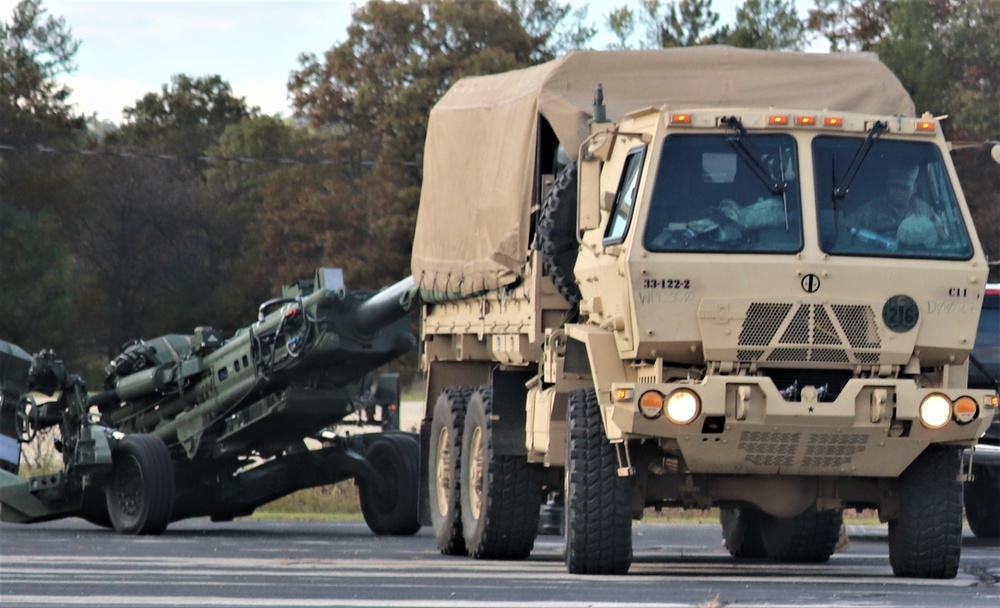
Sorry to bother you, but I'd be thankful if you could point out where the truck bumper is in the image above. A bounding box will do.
[607,376,996,477]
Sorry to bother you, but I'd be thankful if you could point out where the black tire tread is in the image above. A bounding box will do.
[720,507,767,559]
[565,388,632,575]
[430,386,472,555]
[965,463,1000,539]
[760,507,843,563]
[537,162,580,305]
[359,433,421,536]
[888,446,964,578]
[106,434,175,535]
[462,386,541,560]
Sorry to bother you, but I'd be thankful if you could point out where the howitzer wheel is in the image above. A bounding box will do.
[105,434,175,535]
[429,387,472,555]
[965,463,1000,539]
[720,507,767,559]
[564,388,632,575]
[459,386,542,560]
[358,433,421,536]
[888,446,963,578]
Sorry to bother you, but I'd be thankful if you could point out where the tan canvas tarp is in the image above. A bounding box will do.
[411,46,914,295]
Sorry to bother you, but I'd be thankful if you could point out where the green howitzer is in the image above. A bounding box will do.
[0,269,421,535]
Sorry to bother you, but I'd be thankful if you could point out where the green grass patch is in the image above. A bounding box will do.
[253,482,363,521]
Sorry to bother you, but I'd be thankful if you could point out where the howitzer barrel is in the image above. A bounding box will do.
[353,275,419,336]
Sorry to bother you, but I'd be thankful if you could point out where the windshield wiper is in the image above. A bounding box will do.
[720,116,786,195]
[833,120,887,199]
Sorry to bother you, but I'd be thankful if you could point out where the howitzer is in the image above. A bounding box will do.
[0,269,421,535]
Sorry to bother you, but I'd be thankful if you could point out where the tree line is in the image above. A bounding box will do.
[1,0,997,383]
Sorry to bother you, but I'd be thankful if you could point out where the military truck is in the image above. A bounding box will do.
[411,47,997,579]
[967,283,1000,538]
[0,269,421,536]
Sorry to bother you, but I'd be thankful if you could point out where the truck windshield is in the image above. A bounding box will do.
[813,136,974,259]
[643,134,802,253]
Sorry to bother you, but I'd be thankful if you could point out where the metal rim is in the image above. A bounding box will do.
[110,454,144,524]
[434,426,452,518]
[468,426,484,520]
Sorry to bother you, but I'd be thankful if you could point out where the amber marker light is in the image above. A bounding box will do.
[768,115,789,126]
[953,396,979,424]
[915,120,936,132]
[670,113,692,125]
[990,393,999,408]
[823,116,844,128]
[796,115,816,126]
[615,388,634,402]
[639,391,664,419]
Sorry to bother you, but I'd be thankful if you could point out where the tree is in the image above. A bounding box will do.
[728,0,807,50]
[0,202,77,356]
[605,0,730,49]
[112,74,258,161]
[0,0,79,120]
[286,0,558,288]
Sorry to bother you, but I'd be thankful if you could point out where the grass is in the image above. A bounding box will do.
[253,481,364,520]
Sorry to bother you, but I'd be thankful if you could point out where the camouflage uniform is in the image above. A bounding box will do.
[847,196,941,246]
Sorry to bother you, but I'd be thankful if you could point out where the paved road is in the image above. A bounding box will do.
[1,518,998,607]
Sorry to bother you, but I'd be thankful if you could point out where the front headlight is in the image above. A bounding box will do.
[919,394,952,429]
[665,389,700,425]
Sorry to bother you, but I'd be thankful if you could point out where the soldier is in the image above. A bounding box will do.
[847,163,942,248]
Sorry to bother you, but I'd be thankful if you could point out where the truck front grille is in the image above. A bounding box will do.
[737,303,881,365]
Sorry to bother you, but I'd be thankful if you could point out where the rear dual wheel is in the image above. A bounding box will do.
[459,386,542,559]
[428,387,472,554]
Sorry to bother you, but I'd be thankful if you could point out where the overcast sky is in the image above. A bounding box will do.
[1,0,814,123]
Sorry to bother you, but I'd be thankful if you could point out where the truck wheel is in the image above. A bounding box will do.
[429,387,472,555]
[105,434,175,535]
[460,386,541,559]
[565,388,632,574]
[537,161,580,304]
[965,463,1000,539]
[888,446,963,578]
[759,507,843,563]
[358,434,421,536]
[720,507,767,558]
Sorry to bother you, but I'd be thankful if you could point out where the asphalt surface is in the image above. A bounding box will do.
[1,518,998,607]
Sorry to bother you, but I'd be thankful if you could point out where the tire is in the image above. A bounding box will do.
[759,507,843,563]
[105,434,175,535]
[460,386,542,560]
[888,446,963,578]
[537,162,580,304]
[564,388,632,574]
[358,434,422,536]
[429,387,472,555]
[965,463,1000,539]
[720,507,767,558]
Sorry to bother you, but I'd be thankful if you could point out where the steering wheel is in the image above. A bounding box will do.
[14,394,39,443]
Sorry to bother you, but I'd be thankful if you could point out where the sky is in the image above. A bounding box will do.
[1,0,819,124]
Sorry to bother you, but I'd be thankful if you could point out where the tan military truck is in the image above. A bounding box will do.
[411,47,997,579]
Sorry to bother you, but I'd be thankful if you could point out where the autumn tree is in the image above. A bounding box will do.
[284,0,561,288]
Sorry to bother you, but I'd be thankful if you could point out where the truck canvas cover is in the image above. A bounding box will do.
[411,46,915,295]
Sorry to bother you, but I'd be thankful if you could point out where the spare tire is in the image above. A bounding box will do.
[537,162,580,304]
